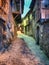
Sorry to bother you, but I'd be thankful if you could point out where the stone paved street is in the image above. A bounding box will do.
[0,33,49,65]
[0,38,43,65]
[17,33,49,65]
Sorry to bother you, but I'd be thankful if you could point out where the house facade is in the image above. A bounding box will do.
[30,0,49,57]
[22,10,33,36]
[0,0,24,50]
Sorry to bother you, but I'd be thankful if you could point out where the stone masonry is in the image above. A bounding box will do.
[39,22,49,57]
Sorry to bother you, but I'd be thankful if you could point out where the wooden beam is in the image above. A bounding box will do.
[14,14,19,20]
[12,11,20,14]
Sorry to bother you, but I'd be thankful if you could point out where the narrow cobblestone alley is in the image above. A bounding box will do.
[0,0,49,65]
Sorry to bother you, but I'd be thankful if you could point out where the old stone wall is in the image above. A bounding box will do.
[39,22,49,57]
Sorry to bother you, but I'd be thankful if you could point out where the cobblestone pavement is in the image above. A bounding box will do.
[17,33,49,65]
[0,37,45,65]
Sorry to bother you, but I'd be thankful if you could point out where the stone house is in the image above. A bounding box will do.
[0,0,24,50]
[30,0,49,57]
[22,10,33,36]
